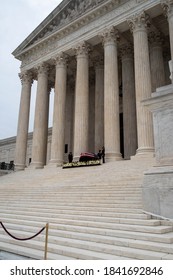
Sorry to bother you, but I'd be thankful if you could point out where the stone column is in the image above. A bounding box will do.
[89,76,95,152]
[149,31,165,91]
[128,12,154,155]
[120,44,137,159]
[31,63,49,168]
[73,42,90,160]
[102,27,122,161]
[49,53,67,166]
[94,58,104,153]
[15,71,33,170]
[162,0,173,60]
[65,77,75,157]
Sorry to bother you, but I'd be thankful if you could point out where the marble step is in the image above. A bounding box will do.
[0,251,32,260]
[0,208,151,219]
[1,219,172,235]
[1,227,173,255]
[0,191,142,197]
[0,242,75,260]
[0,238,133,260]
[46,227,173,246]
[0,196,142,202]
[1,223,173,247]
[0,235,171,260]
[0,192,141,202]
[0,202,143,208]
[47,226,173,244]
[0,205,143,213]
[0,213,160,226]
[0,185,142,189]
[39,235,173,258]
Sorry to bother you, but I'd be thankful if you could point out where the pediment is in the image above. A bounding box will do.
[13,0,109,58]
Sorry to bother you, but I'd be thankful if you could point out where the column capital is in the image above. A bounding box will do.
[35,63,49,76]
[75,41,91,57]
[101,27,119,45]
[18,71,33,85]
[52,52,69,67]
[127,11,151,33]
[161,0,173,18]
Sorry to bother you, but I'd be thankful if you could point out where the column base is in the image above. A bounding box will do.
[14,163,25,171]
[29,162,44,169]
[105,152,122,162]
[47,159,63,167]
[136,147,154,155]
[131,147,155,158]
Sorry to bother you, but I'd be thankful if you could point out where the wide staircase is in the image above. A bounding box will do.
[0,157,173,260]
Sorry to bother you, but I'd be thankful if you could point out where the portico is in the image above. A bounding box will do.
[13,0,172,170]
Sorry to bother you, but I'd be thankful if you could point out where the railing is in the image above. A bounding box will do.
[0,221,49,260]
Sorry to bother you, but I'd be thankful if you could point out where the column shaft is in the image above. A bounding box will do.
[95,62,104,152]
[89,81,95,152]
[50,54,67,166]
[15,71,32,170]
[65,80,75,157]
[128,12,154,154]
[73,42,89,160]
[103,28,122,161]
[31,64,49,168]
[121,45,137,159]
[149,32,165,91]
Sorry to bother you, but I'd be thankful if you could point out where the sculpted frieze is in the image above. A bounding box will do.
[20,0,136,69]
[30,0,106,45]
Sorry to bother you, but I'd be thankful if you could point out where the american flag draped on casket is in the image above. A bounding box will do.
[79,152,99,162]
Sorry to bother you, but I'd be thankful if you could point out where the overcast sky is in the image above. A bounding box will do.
[0,0,63,140]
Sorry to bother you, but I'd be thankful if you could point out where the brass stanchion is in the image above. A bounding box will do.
[44,223,49,260]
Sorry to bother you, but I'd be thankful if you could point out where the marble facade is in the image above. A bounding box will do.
[142,83,173,219]
[7,0,173,170]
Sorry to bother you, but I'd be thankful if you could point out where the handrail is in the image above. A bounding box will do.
[0,221,49,259]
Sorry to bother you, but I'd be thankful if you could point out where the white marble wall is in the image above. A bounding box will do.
[142,83,173,219]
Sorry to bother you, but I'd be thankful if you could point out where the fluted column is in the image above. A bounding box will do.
[31,63,49,168]
[94,58,104,152]
[89,77,95,152]
[73,42,90,160]
[102,27,122,161]
[15,71,33,170]
[149,31,165,91]
[49,53,68,166]
[128,12,154,155]
[120,44,137,159]
[65,78,75,156]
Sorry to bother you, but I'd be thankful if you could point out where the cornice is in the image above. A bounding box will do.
[14,0,121,59]
[17,0,161,70]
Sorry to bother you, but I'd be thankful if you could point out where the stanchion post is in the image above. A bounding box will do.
[44,223,49,260]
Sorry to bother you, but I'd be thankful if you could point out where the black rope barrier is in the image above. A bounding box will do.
[0,221,45,241]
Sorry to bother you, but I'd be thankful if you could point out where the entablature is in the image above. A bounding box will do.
[15,0,164,71]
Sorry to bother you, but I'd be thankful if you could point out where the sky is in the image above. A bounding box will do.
[0,0,63,140]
